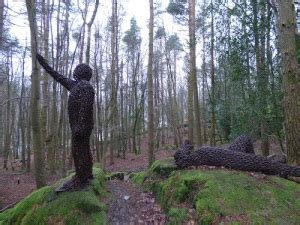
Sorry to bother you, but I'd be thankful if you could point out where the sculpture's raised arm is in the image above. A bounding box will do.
[36,53,75,90]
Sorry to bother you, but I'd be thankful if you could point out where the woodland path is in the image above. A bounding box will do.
[106,179,166,224]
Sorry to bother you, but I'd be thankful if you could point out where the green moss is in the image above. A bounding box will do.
[139,158,300,224]
[296,33,300,61]
[131,171,147,185]
[106,172,125,181]
[0,168,107,225]
[161,144,177,151]
[93,162,104,169]
[148,157,177,177]
[167,208,188,225]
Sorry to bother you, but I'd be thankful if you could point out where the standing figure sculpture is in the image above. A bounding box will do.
[37,54,94,191]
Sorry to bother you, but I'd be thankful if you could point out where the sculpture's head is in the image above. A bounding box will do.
[73,63,92,81]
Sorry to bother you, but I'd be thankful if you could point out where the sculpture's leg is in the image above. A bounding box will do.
[72,135,93,183]
[55,135,93,192]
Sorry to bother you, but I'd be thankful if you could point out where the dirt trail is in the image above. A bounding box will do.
[106,179,166,224]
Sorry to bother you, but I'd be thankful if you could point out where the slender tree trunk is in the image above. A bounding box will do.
[61,0,70,175]
[48,0,61,174]
[200,0,208,144]
[26,0,46,188]
[0,0,4,46]
[110,0,118,165]
[85,0,99,64]
[20,44,27,169]
[147,0,155,166]
[26,103,31,172]
[277,0,300,165]
[41,0,52,172]
[78,0,87,64]
[189,0,202,147]
[210,0,216,146]
[187,4,194,143]
[3,60,10,169]
[160,46,165,146]
[202,29,207,144]
[256,0,269,156]
[94,28,102,162]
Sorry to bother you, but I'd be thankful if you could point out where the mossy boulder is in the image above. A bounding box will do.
[106,171,125,181]
[134,158,300,224]
[0,168,107,225]
[149,157,178,177]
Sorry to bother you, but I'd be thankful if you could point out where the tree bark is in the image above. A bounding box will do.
[188,0,202,147]
[41,0,52,173]
[147,0,155,166]
[20,43,27,170]
[26,0,46,188]
[277,0,300,165]
[0,0,4,46]
[110,0,118,165]
[210,0,216,146]
[3,56,10,170]
[26,104,31,172]
[85,0,99,64]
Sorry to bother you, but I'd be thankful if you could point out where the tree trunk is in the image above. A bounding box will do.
[277,0,300,165]
[3,58,11,170]
[41,0,52,172]
[210,0,216,146]
[0,0,4,46]
[110,0,118,165]
[85,0,99,64]
[78,0,87,64]
[26,104,31,172]
[26,0,46,188]
[189,0,202,147]
[20,44,27,170]
[147,0,155,166]
[254,0,269,156]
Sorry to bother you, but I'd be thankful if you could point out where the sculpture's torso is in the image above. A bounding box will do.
[68,80,95,137]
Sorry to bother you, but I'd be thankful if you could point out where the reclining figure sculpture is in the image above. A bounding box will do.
[228,134,254,154]
[174,140,300,178]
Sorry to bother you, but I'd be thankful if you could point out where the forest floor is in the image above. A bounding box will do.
[0,142,174,213]
[0,137,284,223]
[105,180,167,224]
[0,169,59,211]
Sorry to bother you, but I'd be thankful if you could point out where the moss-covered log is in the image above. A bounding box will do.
[174,146,300,178]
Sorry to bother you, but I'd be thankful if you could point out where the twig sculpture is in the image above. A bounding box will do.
[37,54,94,191]
[174,141,300,178]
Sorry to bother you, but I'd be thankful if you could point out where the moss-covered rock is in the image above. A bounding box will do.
[106,172,125,181]
[131,157,177,186]
[136,158,300,224]
[0,168,107,225]
[149,157,177,177]
[131,171,147,185]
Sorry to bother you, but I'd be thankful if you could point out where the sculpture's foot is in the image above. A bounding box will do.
[55,175,93,193]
